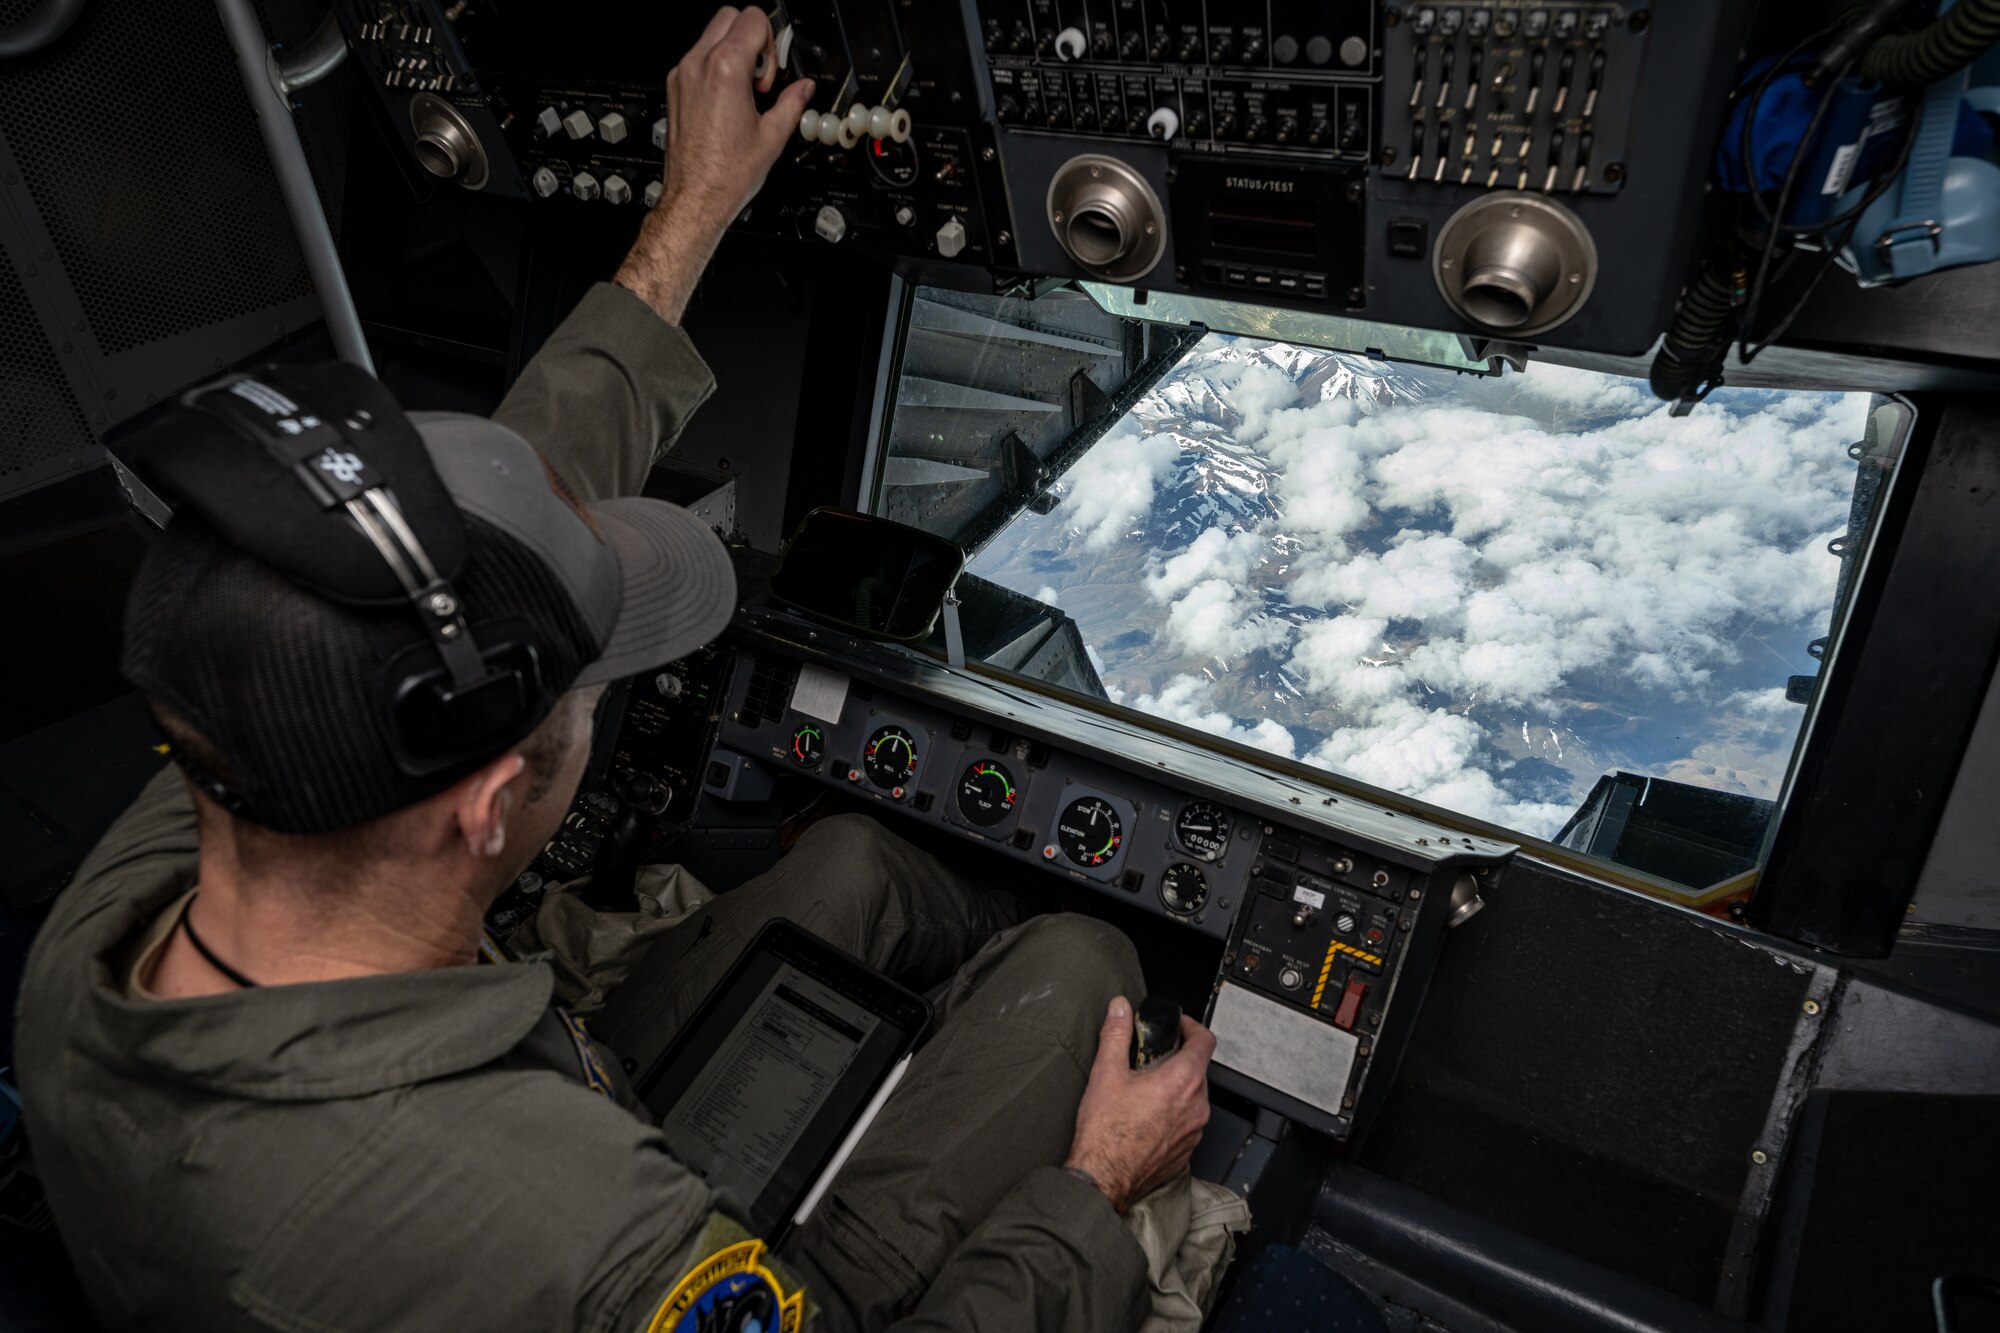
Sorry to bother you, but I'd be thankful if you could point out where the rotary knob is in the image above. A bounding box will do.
[652,116,668,150]
[643,180,663,209]
[598,111,628,144]
[1053,25,1087,61]
[561,108,593,140]
[814,204,847,243]
[531,165,559,198]
[570,170,599,201]
[533,106,561,139]
[1146,106,1180,141]
[602,174,631,205]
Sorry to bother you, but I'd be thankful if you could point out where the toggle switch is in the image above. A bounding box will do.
[1525,48,1546,114]
[1463,46,1483,111]
[1570,130,1593,192]
[1583,50,1606,118]
[1333,976,1368,1030]
[1543,127,1565,192]
[1553,49,1576,114]
[1434,44,1454,110]
[1409,46,1427,108]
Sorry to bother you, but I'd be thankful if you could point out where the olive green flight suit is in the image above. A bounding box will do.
[14,283,1150,1333]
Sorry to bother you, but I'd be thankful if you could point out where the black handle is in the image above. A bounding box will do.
[1129,996,1183,1070]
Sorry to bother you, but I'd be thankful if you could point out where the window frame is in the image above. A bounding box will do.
[861,287,1923,927]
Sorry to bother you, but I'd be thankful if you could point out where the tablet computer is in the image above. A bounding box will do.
[636,920,932,1242]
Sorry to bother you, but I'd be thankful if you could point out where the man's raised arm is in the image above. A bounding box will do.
[494,7,814,502]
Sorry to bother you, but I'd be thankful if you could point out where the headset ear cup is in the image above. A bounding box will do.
[383,627,550,776]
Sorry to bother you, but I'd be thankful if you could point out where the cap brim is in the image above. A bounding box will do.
[573,497,737,686]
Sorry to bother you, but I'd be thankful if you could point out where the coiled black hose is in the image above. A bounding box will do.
[1861,0,2000,86]
[1648,259,1743,403]
[0,0,87,59]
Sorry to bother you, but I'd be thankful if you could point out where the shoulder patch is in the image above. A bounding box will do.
[645,1236,805,1333]
[559,1009,618,1099]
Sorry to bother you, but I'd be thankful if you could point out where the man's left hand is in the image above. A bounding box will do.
[617,7,815,324]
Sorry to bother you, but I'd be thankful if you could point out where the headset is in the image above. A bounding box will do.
[181,373,554,785]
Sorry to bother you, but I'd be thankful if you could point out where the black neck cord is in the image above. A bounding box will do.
[176,894,261,989]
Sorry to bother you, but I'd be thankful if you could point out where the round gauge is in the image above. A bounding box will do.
[863,725,919,789]
[1174,800,1233,861]
[956,760,1018,827]
[1160,863,1209,915]
[1057,797,1123,868]
[867,135,920,187]
[790,724,825,769]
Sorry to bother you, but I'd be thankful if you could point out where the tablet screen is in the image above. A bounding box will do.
[640,922,930,1236]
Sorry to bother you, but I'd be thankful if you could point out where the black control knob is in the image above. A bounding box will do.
[997,95,1020,124]
[1209,31,1234,61]
[1009,22,1031,53]
[982,19,1000,52]
[1101,105,1125,132]
[1307,117,1331,146]
[1046,101,1070,128]
[1121,30,1143,59]
[1186,109,1209,136]
[1273,118,1296,144]
[1073,103,1098,130]
[1244,114,1267,141]
[1092,30,1112,57]
[1177,34,1202,61]
[1242,34,1266,62]
[1214,111,1237,138]
[1149,31,1172,60]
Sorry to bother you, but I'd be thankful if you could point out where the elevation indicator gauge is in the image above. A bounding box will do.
[956,760,1018,826]
[1058,797,1123,868]
[790,725,825,768]
[1174,800,1232,861]
[863,725,919,789]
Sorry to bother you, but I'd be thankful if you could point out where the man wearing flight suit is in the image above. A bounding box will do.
[11,8,1216,1331]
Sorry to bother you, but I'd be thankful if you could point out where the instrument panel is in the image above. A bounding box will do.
[712,635,1510,1138]
[335,0,1760,356]
[726,656,1260,939]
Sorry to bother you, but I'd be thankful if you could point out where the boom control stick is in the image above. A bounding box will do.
[1129,996,1184,1069]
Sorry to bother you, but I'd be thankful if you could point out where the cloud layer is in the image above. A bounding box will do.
[974,338,1875,843]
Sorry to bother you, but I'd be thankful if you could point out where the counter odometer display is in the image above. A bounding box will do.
[1174,800,1232,860]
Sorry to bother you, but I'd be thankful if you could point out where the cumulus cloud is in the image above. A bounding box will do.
[1135,677,1299,760]
[1060,422,1180,549]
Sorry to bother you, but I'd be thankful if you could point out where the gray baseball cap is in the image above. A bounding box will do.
[120,362,736,832]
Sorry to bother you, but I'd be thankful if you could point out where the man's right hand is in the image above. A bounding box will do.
[1064,997,1216,1213]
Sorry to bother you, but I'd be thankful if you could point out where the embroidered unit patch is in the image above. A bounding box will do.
[645,1239,805,1333]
